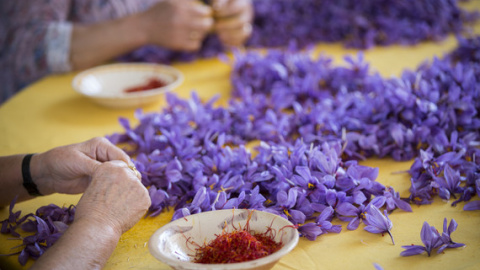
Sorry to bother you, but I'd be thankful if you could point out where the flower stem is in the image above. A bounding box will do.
[387,230,395,245]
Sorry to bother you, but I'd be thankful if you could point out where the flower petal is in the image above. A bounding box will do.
[400,245,426,256]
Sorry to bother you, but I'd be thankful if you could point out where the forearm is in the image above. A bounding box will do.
[70,13,148,70]
[0,153,60,206]
[0,155,35,206]
[31,218,121,270]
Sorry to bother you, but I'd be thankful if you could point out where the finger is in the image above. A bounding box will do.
[105,160,129,169]
[190,16,214,32]
[191,0,214,17]
[185,16,214,51]
[213,0,251,18]
[106,160,142,182]
[182,38,204,52]
[90,137,132,165]
[214,12,251,31]
[128,164,142,180]
[108,160,136,173]
[217,23,252,46]
[219,33,248,47]
[211,0,228,10]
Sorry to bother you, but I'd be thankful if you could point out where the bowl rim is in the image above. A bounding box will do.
[72,62,184,100]
[148,209,299,269]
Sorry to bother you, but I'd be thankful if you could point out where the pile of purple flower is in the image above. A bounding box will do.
[250,0,475,48]
[0,197,75,265]
[110,36,480,234]
[2,36,480,265]
[119,0,478,63]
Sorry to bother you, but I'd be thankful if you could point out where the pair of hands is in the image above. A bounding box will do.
[32,137,150,235]
[140,0,253,51]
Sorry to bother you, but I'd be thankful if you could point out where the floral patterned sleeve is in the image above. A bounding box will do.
[0,0,155,104]
[0,1,73,102]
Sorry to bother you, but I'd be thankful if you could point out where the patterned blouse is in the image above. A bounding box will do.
[0,0,157,103]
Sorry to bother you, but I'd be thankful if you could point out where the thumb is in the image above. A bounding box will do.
[83,158,103,179]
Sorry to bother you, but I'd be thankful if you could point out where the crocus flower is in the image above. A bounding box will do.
[433,165,463,200]
[438,218,465,253]
[363,205,395,245]
[148,186,171,217]
[212,191,246,211]
[377,186,412,212]
[1,196,26,237]
[266,188,306,224]
[297,223,324,241]
[238,185,267,210]
[335,197,385,230]
[0,202,75,265]
[315,206,342,234]
[463,179,480,211]
[400,221,442,256]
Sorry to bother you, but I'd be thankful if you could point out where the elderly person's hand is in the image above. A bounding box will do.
[212,0,253,47]
[31,156,150,269]
[140,0,214,51]
[75,160,151,235]
[30,137,133,196]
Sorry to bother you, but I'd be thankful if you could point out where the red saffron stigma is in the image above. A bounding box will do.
[193,211,282,264]
[193,230,282,264]
[124,78,166,93]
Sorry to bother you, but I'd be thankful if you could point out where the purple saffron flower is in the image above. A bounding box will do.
[363,205,395,245]
[1,196,24,237]
[148,186,171,217]
[400,244,429,257]
[308,142,341,176]
[297,223,324,241]
[172,187,213,220]
[316,206,342,234]
[165,157,183,184]
[212,191,246,210]
[463,179,480,211]
[400,221,442,256]
[238,185,267,210]
[266,188,306,224]
[438,218,465,253]
[408,174,434,205]
[337,164,380,192]
[378,186,412,212]
[433,165,462,200]
[0,199,76,265]
[336,197,385,230]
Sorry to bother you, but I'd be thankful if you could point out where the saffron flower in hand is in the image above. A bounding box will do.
[363,205,394,245]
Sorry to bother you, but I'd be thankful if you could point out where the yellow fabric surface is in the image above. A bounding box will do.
[1,3,480,268]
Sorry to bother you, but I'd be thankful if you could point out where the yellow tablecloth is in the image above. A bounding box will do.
[1,3,480,269]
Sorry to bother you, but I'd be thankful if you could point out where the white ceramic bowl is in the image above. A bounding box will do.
[72,63,184,108]
[149,209,299,270]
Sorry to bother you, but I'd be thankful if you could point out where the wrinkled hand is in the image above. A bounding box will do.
[140,0,214,51]
[74,160,151,235]
[212,0,253,47]
[31,137,132,195]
